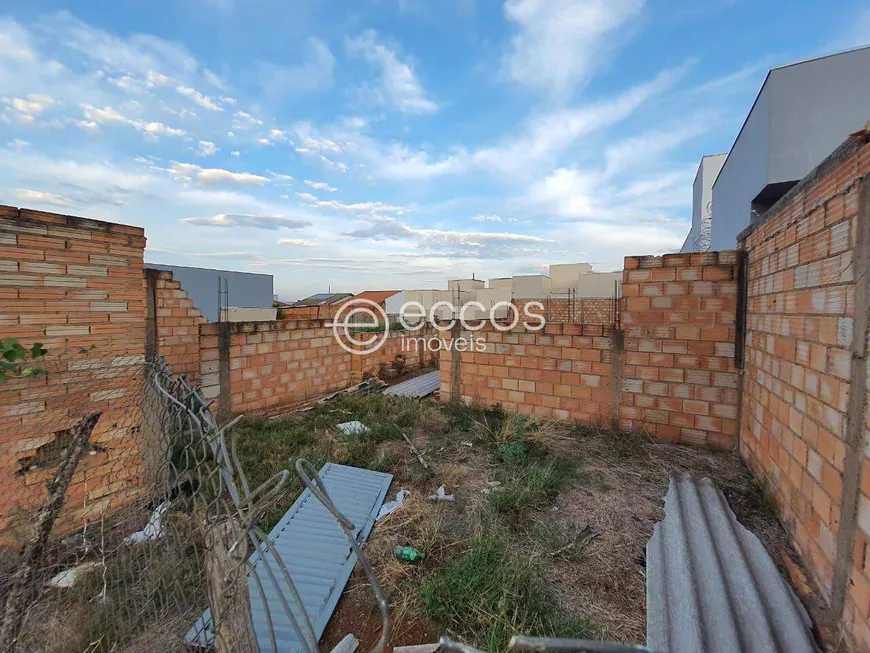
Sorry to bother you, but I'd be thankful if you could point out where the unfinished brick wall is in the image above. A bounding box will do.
[350,326,439,380]
[199,319,353,416]
[440,323,615,422]
[277,303,346,321]
[513,298,617,324]
[738,131,870,649]
[619,252,740,449]
[148,269,206,382]
[0,206,147,540]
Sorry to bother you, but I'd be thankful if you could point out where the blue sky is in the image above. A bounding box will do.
[0,0,867,299]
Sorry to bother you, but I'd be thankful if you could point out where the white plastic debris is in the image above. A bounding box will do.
[328,634,359,653]
[337,421,370,436]
[429,485,455,502]
[47,561,102,588]
[125,501,170,544]
[376,489,409,521]
[394,645,439,653]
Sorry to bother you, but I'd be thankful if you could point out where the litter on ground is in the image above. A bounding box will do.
[337,421,370,436]
[376,489,409,521]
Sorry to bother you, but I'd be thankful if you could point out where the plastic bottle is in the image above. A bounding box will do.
[393,545,426,562]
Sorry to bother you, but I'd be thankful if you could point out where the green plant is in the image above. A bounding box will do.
[488,459,574,514]
[420,536,592,649]
[0,338,47,382]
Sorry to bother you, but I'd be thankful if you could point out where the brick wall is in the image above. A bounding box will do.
[149,269,206,381]
[199,319,353,415]
[513,298,617,324]
[738,131,870,649]
[440,323,615,423]
[619,252,740,449]
[0,206,147,541]
[277,303,346,321]
[350,326,439,380]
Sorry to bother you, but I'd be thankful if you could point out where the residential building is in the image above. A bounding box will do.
[709,45,870,250]
[681,153,727,252]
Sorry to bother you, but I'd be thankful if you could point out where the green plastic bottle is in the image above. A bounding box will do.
[393,545,426,562]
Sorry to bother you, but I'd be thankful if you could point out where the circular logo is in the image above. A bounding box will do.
[328,298,389,355]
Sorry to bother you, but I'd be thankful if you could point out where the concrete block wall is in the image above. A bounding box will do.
[150,269,206,381]
[440,323,615,423]
[620,252,740,449]
[738,130,870,649]
[199,319,353,416]
[0,206,147,541]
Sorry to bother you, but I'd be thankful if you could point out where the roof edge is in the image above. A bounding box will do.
[737,124,870,243]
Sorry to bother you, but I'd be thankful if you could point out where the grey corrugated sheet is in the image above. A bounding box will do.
[187,463,392,651]
[647,475,819,653]
[383,371,440,398]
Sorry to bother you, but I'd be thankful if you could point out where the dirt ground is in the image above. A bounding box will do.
[312,402,827,651]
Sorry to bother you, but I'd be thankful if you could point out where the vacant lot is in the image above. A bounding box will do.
[234,394,798,651]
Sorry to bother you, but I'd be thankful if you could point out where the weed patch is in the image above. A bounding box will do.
[488,459,574,514]
[420,536,592,650]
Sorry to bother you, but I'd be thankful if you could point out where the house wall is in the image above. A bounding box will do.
[738,131,870,649]
[0,205,147,541]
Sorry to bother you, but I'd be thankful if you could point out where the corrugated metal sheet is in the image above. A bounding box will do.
[383,371,440,398]
[647,475,819,653]
[188,463,392,651]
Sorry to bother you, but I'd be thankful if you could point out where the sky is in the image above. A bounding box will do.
[0,1,867,300]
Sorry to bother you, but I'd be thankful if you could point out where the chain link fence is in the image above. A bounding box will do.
[0,351,267,653]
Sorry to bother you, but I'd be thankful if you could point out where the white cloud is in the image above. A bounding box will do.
[255,137,271,145]
[342,216,553,258]
[277,238,313,246]
[503,0,645,97]
[203,68,228,90]
[2,93,57,124]
[196,140,218,156]
[181,213,312,230]
[110,75,146,94]
[76,120,99,133]
[168,161,270,187]
[472,214,502,223]
[304,180,337,192]
[345,29,439,115]
[257,38,335,100]
[0,18,36,61]
[81,103,127,124]
[7,138,29,150]
[176,85,223,111]
[269,128,286,142]
[297,192,403,213]
[146,71,170,86]
[131,120,185,138]
[232,110,262,129]
[230,150,240,156]
[13,188,72,206]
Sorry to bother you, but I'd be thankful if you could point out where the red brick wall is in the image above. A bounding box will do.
[620,252,740,449]
[738,133,869,648]
[350,326,439,380]
[152,270,206,381]
[277,303,346,321]
[513,298,617,324]
[440,323,614,423]
[199,319,353,415]
[0,206,147,541]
